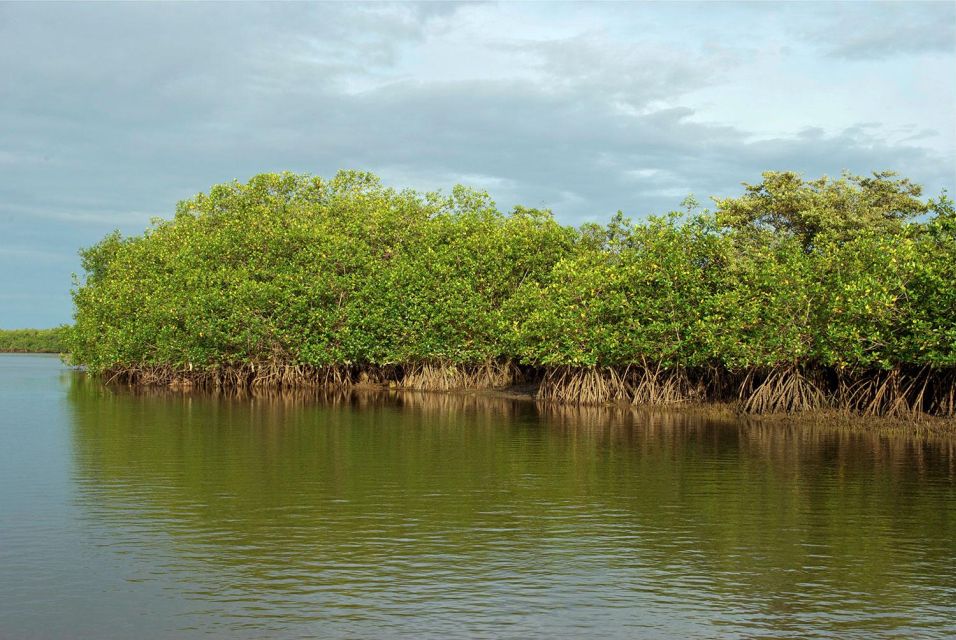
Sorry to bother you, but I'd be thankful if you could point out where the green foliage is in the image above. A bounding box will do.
[70,170,955,388]
[0,326,70,353]
[713,171,928,249]
[511,212,725,367]
[69,171,575,372]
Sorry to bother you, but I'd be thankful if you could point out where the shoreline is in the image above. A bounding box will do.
[88,360,956,423]
[84,371,956,437]
[432,384,956,436]
[0,350,63,354]
[9,350,947,434]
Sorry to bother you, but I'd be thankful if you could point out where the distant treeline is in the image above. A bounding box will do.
[0,326,70,353]
[69,170,956,417]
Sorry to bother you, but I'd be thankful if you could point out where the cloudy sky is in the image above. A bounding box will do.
[1,1,954,327]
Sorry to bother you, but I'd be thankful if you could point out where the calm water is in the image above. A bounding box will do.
[1,354,955,639]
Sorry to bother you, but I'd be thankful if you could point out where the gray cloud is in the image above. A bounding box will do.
[795,2,956,60]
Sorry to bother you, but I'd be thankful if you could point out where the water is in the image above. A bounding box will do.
[1,354,954,639]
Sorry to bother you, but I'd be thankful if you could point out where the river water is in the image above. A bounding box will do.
[1,354,954,638]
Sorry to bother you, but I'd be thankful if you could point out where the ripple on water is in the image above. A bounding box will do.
[0,356,954,638]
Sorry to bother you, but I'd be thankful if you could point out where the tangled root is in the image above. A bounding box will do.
[837,367,956,418]
[739,366,828,414]
[630,362,701,406]
[96,360,956,418]
[399,360,518,391]
[537,366,629,404]
[537,364,701,406]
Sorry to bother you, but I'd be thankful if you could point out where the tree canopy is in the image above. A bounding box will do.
[68,170,956,415]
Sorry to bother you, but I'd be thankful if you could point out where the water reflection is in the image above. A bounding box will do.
[52,377,956,638]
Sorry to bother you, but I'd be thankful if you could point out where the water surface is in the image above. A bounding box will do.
[1,354,954,638]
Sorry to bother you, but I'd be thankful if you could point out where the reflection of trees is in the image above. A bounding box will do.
[67,378,956,634]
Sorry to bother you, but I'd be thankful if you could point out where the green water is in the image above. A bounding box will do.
[1,354,954,638]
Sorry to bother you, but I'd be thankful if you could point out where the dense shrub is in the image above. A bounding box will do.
[69,170,956,416]
[0,326,69,353]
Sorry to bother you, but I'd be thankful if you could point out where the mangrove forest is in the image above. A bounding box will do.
[0,327,69,353]
[69,170,956,417]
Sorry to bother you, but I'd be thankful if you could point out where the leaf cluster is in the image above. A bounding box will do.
[69,171,956,375]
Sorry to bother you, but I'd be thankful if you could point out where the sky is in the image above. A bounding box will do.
[1,1,954,328]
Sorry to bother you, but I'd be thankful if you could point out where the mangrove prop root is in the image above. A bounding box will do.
[97,361,956,418]
[739,366,828,414]
[398,360,519,391]
[536,364,701,406]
